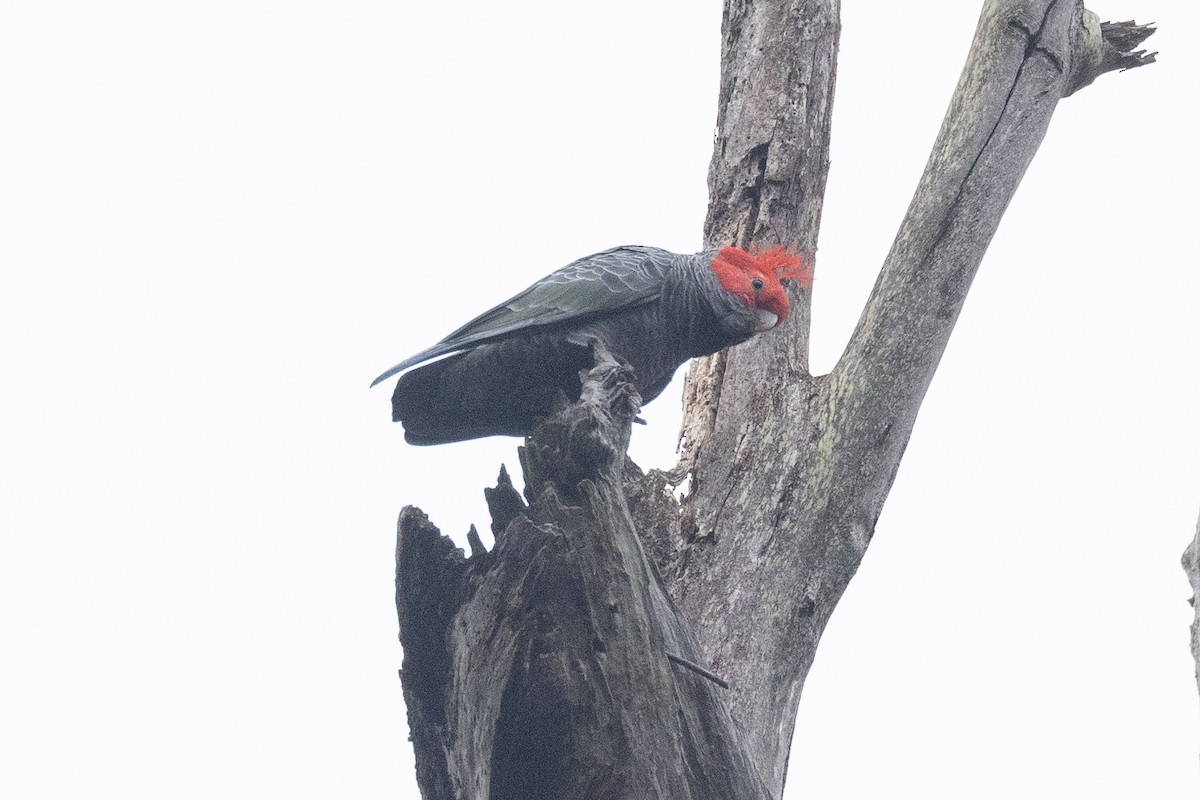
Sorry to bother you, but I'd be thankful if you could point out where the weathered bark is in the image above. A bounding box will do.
[659,1,1154,794]
[396,344,769,799]
[677,0,838,461]
[395,2,1154,797]
[1184,510,1200,704]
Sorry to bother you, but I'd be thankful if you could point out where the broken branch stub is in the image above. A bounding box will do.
[396,350,767,799]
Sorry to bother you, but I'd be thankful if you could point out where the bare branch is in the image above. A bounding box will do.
[829,0,1154,506]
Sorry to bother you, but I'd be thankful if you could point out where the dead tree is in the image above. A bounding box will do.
[394,2,1154,797]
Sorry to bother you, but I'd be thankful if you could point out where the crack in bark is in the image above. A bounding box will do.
[739,142,770,245]
[1011,0,1066,74]
[925,6,1058,277]
[709,430,750,536]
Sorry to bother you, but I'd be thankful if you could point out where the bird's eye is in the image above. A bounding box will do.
[751,278,764,292]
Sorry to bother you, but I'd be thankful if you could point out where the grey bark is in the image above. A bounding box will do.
[1184,511,1200,703]
[394,2,1154,798]
[397,345,769,799]
[660,3,1153,792]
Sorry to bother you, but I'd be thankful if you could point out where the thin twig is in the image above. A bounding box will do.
[666,652,730,689]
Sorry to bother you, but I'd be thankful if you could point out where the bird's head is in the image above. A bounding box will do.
[709,245,815,332]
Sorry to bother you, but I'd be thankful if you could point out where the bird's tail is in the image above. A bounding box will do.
[390,341,589,445]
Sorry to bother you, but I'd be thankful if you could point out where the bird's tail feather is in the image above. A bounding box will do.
[390,340,590,445]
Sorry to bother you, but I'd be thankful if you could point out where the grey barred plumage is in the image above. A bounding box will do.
[374,244,812,445]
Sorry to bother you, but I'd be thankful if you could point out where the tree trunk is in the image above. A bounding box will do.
[397,346,768,798]
[395,2,1153,797]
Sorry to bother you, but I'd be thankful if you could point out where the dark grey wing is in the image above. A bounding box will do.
[370,246,677,387]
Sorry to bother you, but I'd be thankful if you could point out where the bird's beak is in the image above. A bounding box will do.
[753,309,779,332]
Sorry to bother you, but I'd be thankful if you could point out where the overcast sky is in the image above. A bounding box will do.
[3,1,1198,797]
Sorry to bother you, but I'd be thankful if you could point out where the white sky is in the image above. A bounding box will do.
[3,1,1197,797]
